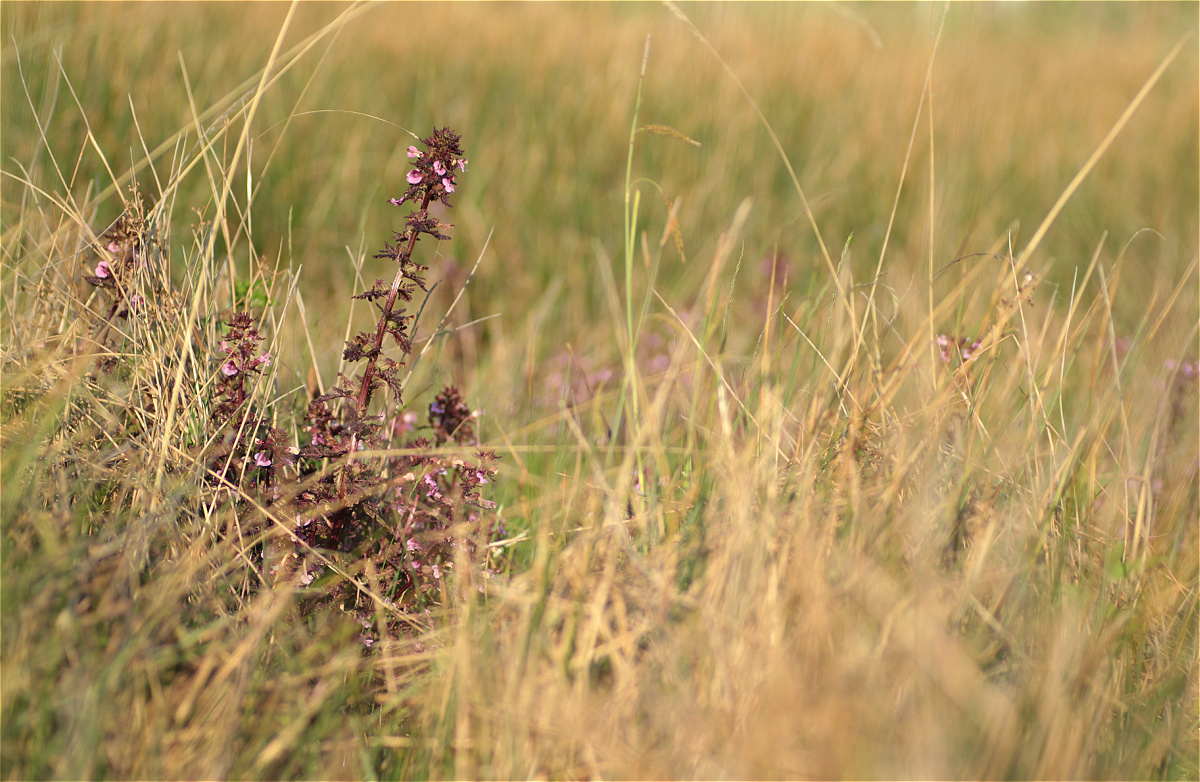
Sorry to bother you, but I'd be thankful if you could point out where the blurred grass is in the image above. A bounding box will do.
[3,2,1198,779]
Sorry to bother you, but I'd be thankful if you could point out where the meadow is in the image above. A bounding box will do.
[2,2,1197,778]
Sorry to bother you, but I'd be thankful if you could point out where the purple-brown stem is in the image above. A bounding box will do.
[353,190,434,415]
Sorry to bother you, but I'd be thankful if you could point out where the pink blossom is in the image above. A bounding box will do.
[406,170,423,184]
[221,361,239,377]
[406,538,421,551]
[407,146,421,158]
[254,451,272,468]
[107,241,120,253]
[433,160,447,176]
[255,353,272,367]
[95,260,111,278]
[219,340,230,352]
[456,159,467,172]
[392,410,418,435]
[442,178,455,193]
[936,335,951,362]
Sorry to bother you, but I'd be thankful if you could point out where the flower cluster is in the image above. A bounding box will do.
[330,128,468,418]
[394,127,467,207]
[202,128,502,636]
[84,194,150,371]
[936,334,983,364]
[73,128,500,647]
[211,313,272,421]
[206,312,293,498]
[1163,359,1199,382]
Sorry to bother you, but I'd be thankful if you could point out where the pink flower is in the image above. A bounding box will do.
[219,340,230,352]
[442,178,455,193]
[433,160,447,176]
[456,158,467,172]
[406,538,421,551]
[255,353,272,367]
[254,451,272,468]
[406,170,423,184]
[107,241,120,253]
[95,260,111,278]
[221,361,239,376]
[407,145,421,158]
[391,410,418,435]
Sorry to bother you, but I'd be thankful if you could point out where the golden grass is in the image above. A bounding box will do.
[2,3,1197,779]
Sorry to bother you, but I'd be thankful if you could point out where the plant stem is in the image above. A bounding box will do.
[354,189,434,414]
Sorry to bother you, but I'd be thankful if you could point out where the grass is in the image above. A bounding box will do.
[2,2,1198,779]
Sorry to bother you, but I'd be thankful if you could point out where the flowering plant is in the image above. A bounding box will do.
[195,128,500,637]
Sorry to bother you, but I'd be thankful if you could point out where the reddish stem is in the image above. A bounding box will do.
[353,189,434,414]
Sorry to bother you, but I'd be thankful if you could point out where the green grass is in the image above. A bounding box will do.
[3,2,1198,779]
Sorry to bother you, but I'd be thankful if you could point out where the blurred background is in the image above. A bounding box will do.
[3,1,1197,421]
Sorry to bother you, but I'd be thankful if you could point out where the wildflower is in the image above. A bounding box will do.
[221,361,239,377]
[936,334,980,363]
[254,451,272,468]
[455,158,467,172]
[1165,359,1199,380]
[255,353,272,367]
[95,260,111,279]
[407,145,421,158]
[392,410,418,435]
[433,160,447,176]
[442,178,455,193]
[107,241,120,253]
[406,170,423,184]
